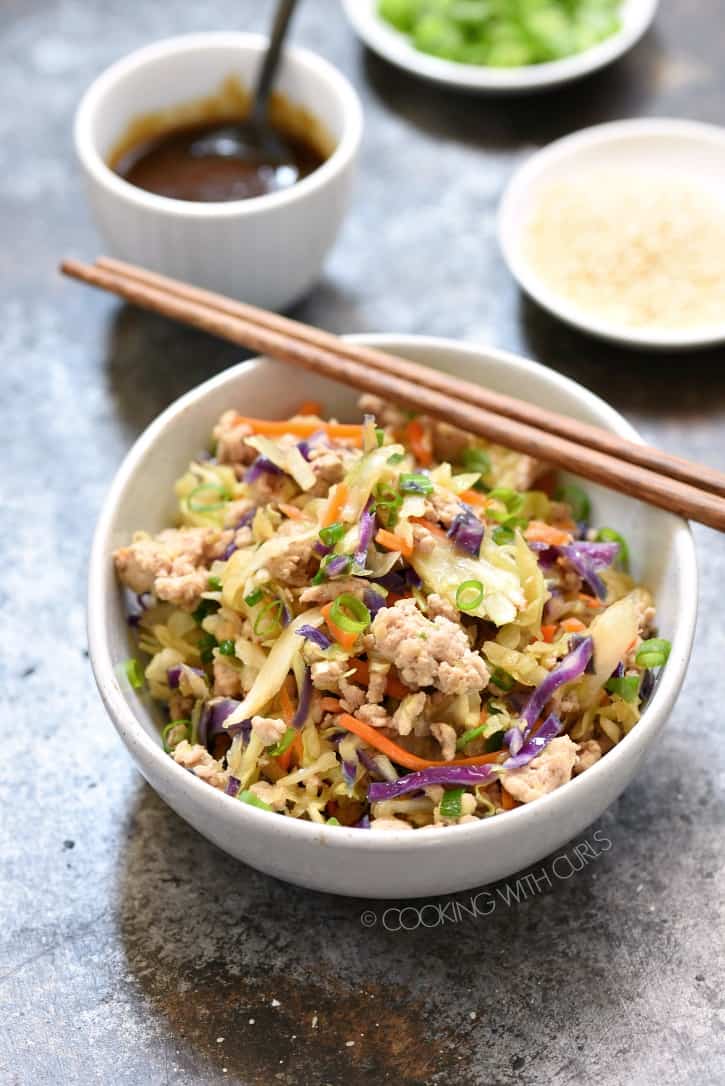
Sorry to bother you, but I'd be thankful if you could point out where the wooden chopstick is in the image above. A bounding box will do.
[60,256,725,532]
[95,255,725,501]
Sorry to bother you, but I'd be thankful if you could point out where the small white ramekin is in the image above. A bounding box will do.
[74,32,363,310]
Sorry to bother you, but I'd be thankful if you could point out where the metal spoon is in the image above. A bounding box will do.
[189,0,302,191]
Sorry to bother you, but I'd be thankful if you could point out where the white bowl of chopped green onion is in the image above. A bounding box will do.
[341,0,658,94]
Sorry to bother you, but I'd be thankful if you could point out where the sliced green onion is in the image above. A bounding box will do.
[373,481,403,527]
[387,452,405,465]
[326,817,341,826]
[254,599,284,638]
[555,483,590,522]
[456,579,484,612]
[399,472,434,496]
[604,675,640,702]
[635,638,671,669]
[375,427,385,447]
[207,575,223,592]
[192,598,220,624]
[455,723,487,750]
[596,527,630,573]
[198,631,217,664]
[461,447,491,478]
[329,593,371,634]
[125,658,144,689]
[188,482,228,513]
[439,787,464,819]
[319,521,345,547]
[244,588,264,607]
[490,667,515,693]
[269,727,296,757]
[485,730,505,753]
[238,789,273,812]
[162,719,190,753]
[218,639,236,657]
[492,516,528,544]
[488,487,523,513]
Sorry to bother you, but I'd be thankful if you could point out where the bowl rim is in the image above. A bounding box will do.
[341,0,659,93]
[88,334,697,852]
[74,30,364,219]
[498,117,725,349]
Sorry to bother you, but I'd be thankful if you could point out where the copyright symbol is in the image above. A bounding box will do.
[360,910,377,928]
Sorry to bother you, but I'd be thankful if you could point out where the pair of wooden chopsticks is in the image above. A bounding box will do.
[60,255,725,532]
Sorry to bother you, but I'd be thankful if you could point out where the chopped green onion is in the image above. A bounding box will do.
[254,599,284,638]
[373,481,403,527]
[192,598,220,624]
[218,639,236,657]
[387,452,405,465]
[207,575,223,592]
[604,676,640,702]
[238,789,273,812]
[488,487,523,513]
[125,657,144,689]
[596,527,630,573]
[439,787,464,819]
[455,723,487,750]
[485,730,505,753]
[329,593,371,634]
[198,631,217,664]
[399,472,434,496]
[319,521,345,547]
[162,719,190,753]
[461,447,491,478]
[490,667,515,693]
[555,483,590,522]
[635,638,671,669]
[375,427,385,447]
[188,482,228,513]
[269,727,296,757]
[326,817,341,826]
[456,579,484,612]
[244,588,264,607]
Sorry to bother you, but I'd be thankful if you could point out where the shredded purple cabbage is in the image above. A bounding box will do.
[342,760,357,788]
[375,570,406,593]
[245,456,284,484]
[325,554,352,578]
[353,814,371,829]
[447,506,484,557]
[296,440,311,461]
[354,501,377,567]
[640,669,655,703]
[363,588,386,616]
[505,726,524,756]
[167,664,205,690]
[296,625,332,650]
[559,541,619,600]
[225,775,241,797]
[291,667,312,728]
[503,713,563,770]
[199,699,248,748]
[368,763,495,801]
[314,540,332,557]
[520,636,593,735]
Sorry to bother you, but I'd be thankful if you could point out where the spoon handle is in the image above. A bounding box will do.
[253,0,301,119]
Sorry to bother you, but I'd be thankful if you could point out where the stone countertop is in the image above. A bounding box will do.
[1,2,724,1084]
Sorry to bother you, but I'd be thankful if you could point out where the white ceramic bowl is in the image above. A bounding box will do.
[342,0,658,94]
[74,33,363,310]
[498,118,725,350]
[88,336,697,899]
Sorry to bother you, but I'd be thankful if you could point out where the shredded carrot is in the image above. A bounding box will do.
[276,685,298,771]
[320,696,343,713]
[405,419,433,467]
[525,521,573,546]
[458,489,488,509]
[578,592,603,608]
[278,503,303,521]
[322,482,349,528]
[541,624,557,643]
[375,528,413,559]
[500,785,517,811]
[408,516,449,542]
[297,400,322,417]
[321,602,359,653]
[561,617,586,634]
[350,659,411,701]
[232,416,362,445]
[337,714,506,771]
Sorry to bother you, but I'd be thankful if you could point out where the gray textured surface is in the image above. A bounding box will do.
[2,2,725,1084]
